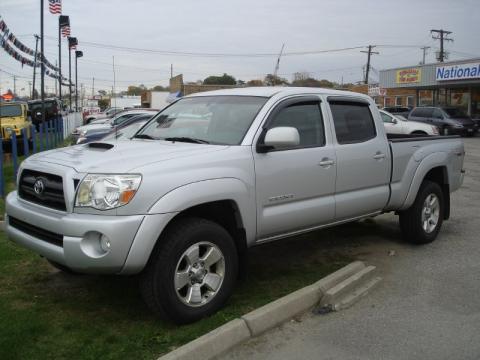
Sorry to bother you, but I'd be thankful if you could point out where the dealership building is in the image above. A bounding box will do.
[374,57,480,117]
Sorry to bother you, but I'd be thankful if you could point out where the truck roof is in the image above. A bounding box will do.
[184,86,370,100]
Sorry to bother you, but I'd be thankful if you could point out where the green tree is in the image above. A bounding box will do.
[151,85,168,91]
[203,73,236,85]
[264,74,289,86]
[246,79,264,86]
[126,85,144,96]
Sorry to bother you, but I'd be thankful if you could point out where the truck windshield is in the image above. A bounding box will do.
[136,96,268,145]
[0,105,22,117]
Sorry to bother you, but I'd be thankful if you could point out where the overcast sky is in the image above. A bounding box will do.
[1,0,479,96]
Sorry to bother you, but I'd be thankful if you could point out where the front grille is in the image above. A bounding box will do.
[9,216,63,247]
[18,169,67,211]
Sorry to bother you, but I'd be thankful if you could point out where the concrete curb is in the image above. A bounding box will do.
[158,261,371,360]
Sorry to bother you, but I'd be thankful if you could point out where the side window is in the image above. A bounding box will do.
[381,112,393,123]
[432,108,443,119]
[330,102,376,144]
[267,102,325,148]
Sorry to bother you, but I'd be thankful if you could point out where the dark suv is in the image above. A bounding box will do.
[408,106,478,136]
[28,98,63,128]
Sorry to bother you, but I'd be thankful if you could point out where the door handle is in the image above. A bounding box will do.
[373,152,386,160]
[318,158,335,167]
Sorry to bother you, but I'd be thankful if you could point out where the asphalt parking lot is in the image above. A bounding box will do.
[221,137,480,360]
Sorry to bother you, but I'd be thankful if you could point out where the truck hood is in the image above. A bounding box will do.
[0,117,23,126]
[26,139,229,173]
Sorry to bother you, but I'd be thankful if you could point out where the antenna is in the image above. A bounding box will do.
[273,43,285,85]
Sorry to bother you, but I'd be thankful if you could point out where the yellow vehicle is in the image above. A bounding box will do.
[0,102,33,146]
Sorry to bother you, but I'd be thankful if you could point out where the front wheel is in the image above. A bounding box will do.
[140,217,238,324]
[399,180,444,244]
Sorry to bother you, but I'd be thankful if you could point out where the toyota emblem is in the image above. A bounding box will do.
[33,178,46,195]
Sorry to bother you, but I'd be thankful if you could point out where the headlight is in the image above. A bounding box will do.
[452,123,463,128]
[75,174,142,210]
[76,137,87,144]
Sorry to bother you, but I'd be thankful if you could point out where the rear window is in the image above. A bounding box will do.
[443,108,467,118]
[410,108,432,118]
[330,102,376,144]
[0,105,22,117]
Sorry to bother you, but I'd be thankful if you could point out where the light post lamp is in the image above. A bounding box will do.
[75,50,83,112]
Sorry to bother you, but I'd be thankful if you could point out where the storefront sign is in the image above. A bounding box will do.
[368,84,386,97]
[396,68,421,84]
[436,62,480,81]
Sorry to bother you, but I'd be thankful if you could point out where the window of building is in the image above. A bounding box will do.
[395,96,402,106]
[329,102,376,144]
[407,96,414,108]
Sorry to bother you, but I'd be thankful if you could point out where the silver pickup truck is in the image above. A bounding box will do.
[5,87,465,324]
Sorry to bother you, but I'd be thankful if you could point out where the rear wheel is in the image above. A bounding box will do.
[399,180,444,244]
[140,217,238,324]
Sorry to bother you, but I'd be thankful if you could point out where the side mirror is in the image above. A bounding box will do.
[258,127,300,153]
[392,118,398,124]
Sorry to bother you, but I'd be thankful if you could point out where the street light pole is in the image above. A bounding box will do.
[75,50,83,112]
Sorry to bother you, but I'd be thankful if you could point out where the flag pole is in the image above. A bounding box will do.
[58,16,62,105]
[40,0,46,124]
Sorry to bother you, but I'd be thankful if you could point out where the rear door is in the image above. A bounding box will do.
[254,96,336,239]
[328,97,391,220]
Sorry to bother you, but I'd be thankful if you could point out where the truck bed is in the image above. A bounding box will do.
[385,134,465,211]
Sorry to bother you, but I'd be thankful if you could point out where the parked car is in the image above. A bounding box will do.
[28,98,63,129]
[0,101,33,150]
[408,106,478,136]
[382,106,412,118]
[5,87,465,324]
[76,113,153,144]
[380,110,439,136]
[84,107,123,124]
[72,109,158,143]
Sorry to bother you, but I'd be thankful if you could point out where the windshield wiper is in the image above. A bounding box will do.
[163,137,210,144]
[133,134,157,140]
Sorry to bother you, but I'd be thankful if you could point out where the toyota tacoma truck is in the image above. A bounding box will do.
[5,87,465,324]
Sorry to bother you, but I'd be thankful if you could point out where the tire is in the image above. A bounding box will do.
[140,217,238,324]
[411,131,427,136]
[47,260,79,274]
[399,180,444,244]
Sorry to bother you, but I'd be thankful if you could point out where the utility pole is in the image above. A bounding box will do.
[272,43,285,86]
[32,34,40,99]
[361,45,379,84]
[92,77,95,97]
[170,64,173,79]
[13,75,16,95]
[28,81,32,98]
[431,29,453,62]
[420,46,431,65]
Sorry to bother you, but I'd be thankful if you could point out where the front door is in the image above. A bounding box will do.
[254,97,336,240]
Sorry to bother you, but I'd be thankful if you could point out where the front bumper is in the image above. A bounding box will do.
[5,191,176,274]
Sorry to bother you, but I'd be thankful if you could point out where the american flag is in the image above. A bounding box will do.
[61,25,71,37]
[48,0,62,15]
